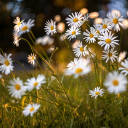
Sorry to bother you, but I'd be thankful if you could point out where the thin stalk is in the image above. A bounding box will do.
[21,38,34,54]
[13,60,32,77]
[33,47,72,107]
[94,98,97,128]
[30,30,36,41]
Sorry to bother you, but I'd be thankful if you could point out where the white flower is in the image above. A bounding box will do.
[102,48,118,63]
[7,77,26,99]
[93,24,102,36]
[104,71,127,94]
[118,51,127,62]
[65,26,80,40]
[13,32,21,47]
[83,27,97,43]
[0,53,14,75]
[100,18,112,33]
[25,74,46,91]
[67,58,79,70]
[98,31,119,50]
[73,41,89,57]
[107,12,124,32]
[19,19,35,35]
[82,13,90,23]
[119,59,128,76]
[65,58,91,78]
[66,12,83,27]
[44,19,57,36]
[22,103,40,117]
[89,87,104,99]
[28,53,36,65]
[13,17,24,32]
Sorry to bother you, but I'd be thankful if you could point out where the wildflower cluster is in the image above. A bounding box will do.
[1,9,128,121]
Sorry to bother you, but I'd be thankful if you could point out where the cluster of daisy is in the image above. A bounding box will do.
[0,52,45,116]
[44,11,128,99]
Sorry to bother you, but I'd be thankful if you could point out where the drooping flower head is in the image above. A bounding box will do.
[19,19,35,35]
[28,53,36,65]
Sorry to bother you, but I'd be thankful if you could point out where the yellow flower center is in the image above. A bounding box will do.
[33,82,38,86]
[112,79,119,86]
[30,107,34,112]
[89,34,94,38]
[105,39,111,44]
[75,68,83,74]
[18,22,21,26]
[32,56,34,60]
[95,92,100,95]
[72,31,76,35]
[15,84,21,90]
[96,30,100,34]
[50,26,54,30]
[103,24,107,29]
[79,47,84,52]
[73,18,78,22]
[108,52,112,57]
[4,60,10,66]
[126,68,128,71]
[113,18,118,24]
[22,26,28,31]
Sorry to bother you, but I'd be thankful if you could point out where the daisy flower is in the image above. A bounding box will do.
[65,26,80,40]
[25,74,46,91]
[28,53,36,65]
[19,19,35,35]
[67,58,79,70]
[44,19,57,36]
[22,103,40,117]
[73,41,89,57]
[0,53,14,75]
[13,17,24,32]
[119,59,128,76]
[93,24,102,36]
[66,12,83,27]
[104,71,127,94]
[118,51,127,62]
[89,87,104,99]
[7,77,26,99]
[65,58,91,78]
[100,18,112,33]
[98,31,119,50]
[102,48,118,63]
[82,13,89,23]
[13,32,21,47]
[107,12,124,32]
[83,27,97,43]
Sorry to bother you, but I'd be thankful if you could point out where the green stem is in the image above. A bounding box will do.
[30,30,36,41]
[13,60,32,77]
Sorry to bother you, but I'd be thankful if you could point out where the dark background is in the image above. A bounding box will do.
[0,0,128,69]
